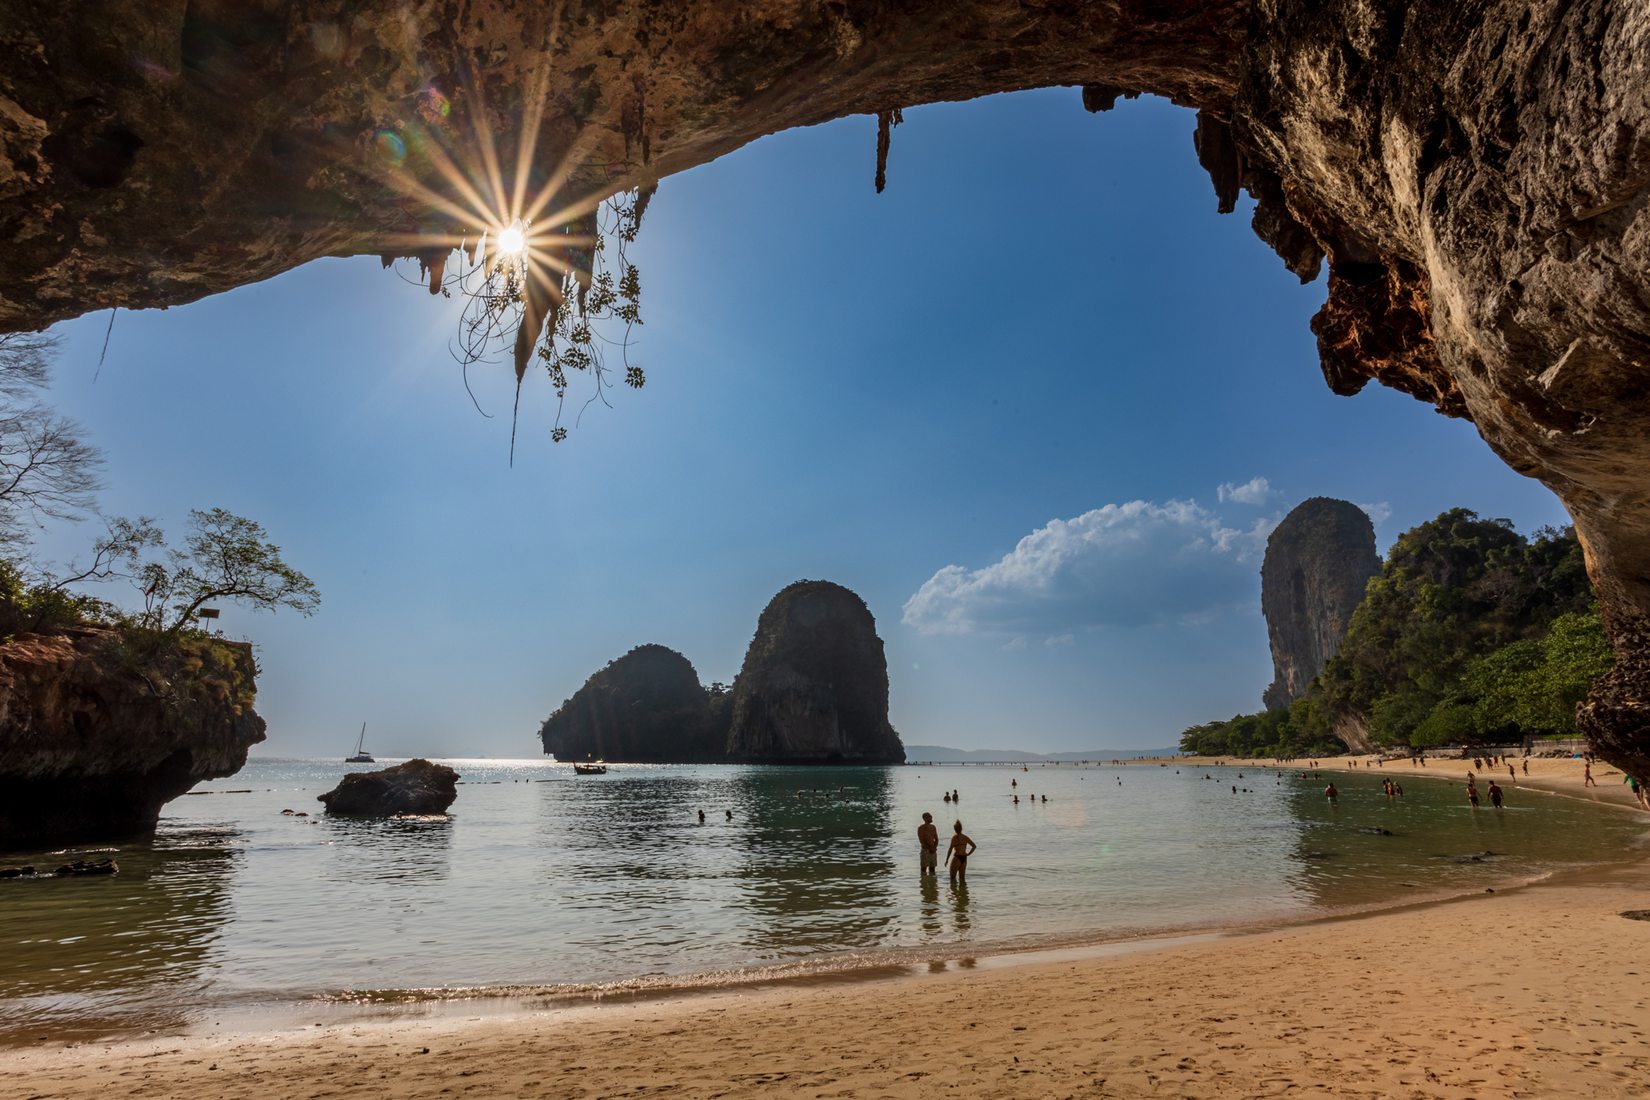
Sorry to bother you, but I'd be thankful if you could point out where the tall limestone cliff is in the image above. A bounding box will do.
[539,582,903,765]
[726,581,904,764]
[539,645,725,763]
[0,628,265,848]
[1261,499,1381,712]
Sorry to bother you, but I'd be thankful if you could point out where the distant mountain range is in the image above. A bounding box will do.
[903,744,1180,763]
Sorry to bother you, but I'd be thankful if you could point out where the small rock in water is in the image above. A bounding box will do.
[318,759,460,816]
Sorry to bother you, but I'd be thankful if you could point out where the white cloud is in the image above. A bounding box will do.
[902,499,1274,637]
[1357,501,1393,524]
[1217,476,1274,506]
[1044,633,1075,648]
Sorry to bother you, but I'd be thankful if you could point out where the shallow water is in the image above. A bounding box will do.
[1,757,1643,1042]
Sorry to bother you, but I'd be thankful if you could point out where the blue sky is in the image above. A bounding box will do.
[35,89,1568,757]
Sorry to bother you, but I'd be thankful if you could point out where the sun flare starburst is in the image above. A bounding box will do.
[495,222,528,257]
[367,67,651,455]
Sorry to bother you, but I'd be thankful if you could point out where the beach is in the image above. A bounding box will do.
[8,757,1649,1099]
[1164,753,1648,813]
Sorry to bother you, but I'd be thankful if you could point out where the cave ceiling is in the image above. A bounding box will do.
[3,1,1649,772]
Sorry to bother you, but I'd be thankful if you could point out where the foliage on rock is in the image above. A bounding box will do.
[1182,510,1605,758]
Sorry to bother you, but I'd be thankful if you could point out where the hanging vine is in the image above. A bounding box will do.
[414,183,655,458]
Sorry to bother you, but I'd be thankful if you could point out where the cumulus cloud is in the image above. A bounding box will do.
[902,499,1274,637]
[1357,501,1393,524]
[1217,476,1274,506]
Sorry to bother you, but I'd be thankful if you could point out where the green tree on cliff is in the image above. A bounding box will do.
[136,508,320,634]
[1181,511,1607,756]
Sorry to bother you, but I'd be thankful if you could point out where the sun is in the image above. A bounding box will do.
[495,222,528,257]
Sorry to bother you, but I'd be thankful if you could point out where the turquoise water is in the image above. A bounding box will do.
[1,757,1644,1042]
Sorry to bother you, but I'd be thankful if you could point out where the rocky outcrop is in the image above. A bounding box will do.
[316,758,459,816]
[0,628,265,849]
[539,582,903,764]
[539,644,725,763]
[4,4,1650,778]
[1261,499,1382,711]
[727,581,904,764]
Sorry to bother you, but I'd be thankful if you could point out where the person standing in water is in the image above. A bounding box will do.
[917,812,939,876]
[946,820,977,885]
[1324,782,1338,803]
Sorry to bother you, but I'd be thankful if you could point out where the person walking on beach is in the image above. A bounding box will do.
[946,820,977,885]
[917,813,939,876]
[1585,762,1598,787]
[1522,758,1529,776]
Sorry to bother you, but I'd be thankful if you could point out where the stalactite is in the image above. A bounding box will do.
[634,181,657,230]
[874,107,903,194]
[514,268,556,383]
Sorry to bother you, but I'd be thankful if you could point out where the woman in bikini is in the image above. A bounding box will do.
[946,820,977,885]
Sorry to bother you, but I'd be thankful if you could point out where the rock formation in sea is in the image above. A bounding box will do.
[316,758,460,816]
[1260,499,1382,712]
[0,628,265,849]
[539,582,903,764]
[5,6,1650,778]
[726,581,905,764]
[539,644,726,763]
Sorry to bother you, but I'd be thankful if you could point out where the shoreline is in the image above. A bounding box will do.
[8,756,1647,1096]
[1152,752,1648,813]
[10,843,1650,1097]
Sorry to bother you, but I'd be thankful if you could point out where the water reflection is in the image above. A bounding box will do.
[919,874,942,940]
[1280,767,1638,910]
[0,827,238,1041]
[320,814,454,883]
[731,767,899,956]
[948,881,972,936]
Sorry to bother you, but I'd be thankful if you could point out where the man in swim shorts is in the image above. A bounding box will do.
[917,812,939,876]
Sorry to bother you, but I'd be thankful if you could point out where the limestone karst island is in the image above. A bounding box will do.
[3,3,1649,1098]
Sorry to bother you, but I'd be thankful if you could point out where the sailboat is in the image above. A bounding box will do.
[345,722,374,764]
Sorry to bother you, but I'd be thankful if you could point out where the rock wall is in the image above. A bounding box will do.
[726,581,904,764]
[539,644,725,763]
[0,628,265,849]
[1261,499,1382,711]
[4,3,1650,777]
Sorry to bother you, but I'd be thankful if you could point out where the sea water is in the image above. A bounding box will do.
[1,757,1644,1042]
